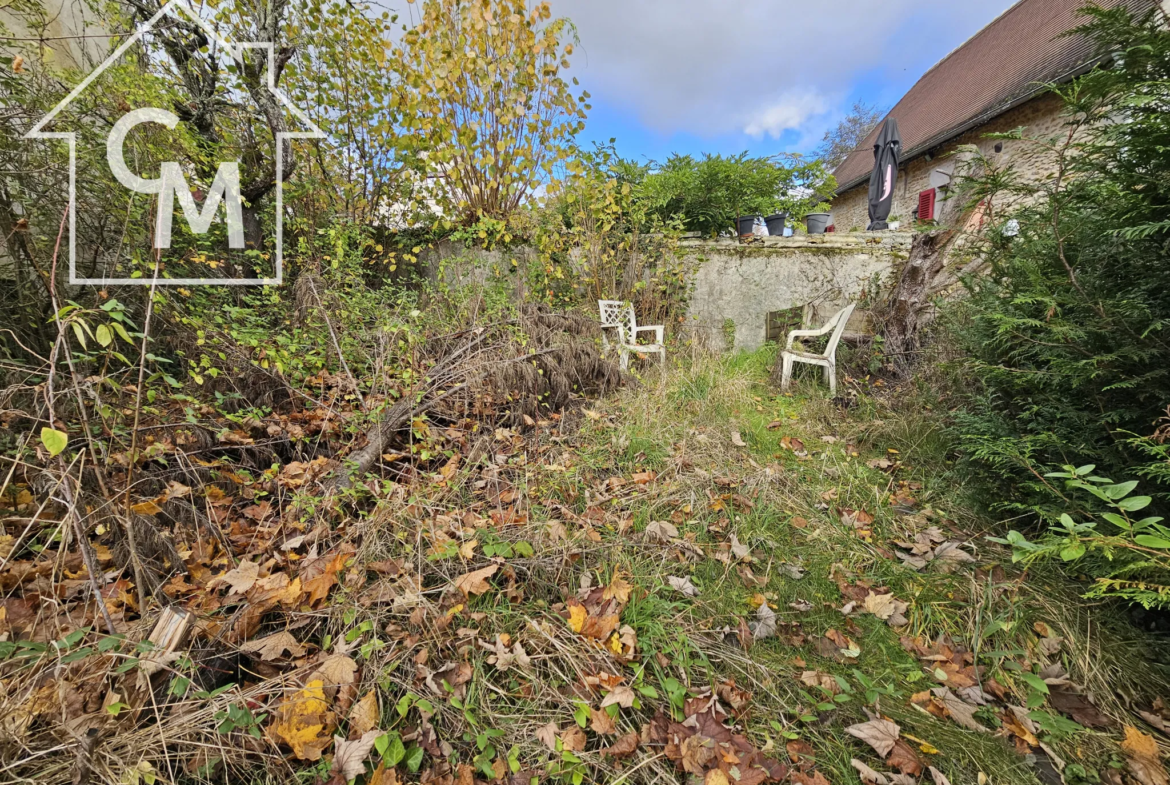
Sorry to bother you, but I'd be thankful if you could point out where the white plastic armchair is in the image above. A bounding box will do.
[598,300,665,370]
[778,303,855,395]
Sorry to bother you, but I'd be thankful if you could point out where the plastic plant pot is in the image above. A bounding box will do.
[805,213,831,234]
[764,213,787,236]
[736,216,758,236]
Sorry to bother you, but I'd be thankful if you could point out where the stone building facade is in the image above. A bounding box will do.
[827,0,1161,233]
[830,93,1068,233]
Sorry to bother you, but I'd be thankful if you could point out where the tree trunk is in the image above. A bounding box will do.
[882,229,954,377]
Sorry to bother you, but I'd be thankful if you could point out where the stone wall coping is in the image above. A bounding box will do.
[678,231,914,251]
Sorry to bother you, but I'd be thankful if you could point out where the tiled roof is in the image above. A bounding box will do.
[833,0,1158,192]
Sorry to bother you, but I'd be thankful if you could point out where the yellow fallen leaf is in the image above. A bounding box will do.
[567,603,588,633]
[603,570,632,604]
[705,771,730,785]
[1122,725,1169,785]
[130,498,165,515]
[270,680,334,761]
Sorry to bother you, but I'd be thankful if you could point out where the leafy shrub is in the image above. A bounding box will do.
[951,5,1170,517]
[639,152,835,237]
[990,465,1170,610]
[532,144,689,327]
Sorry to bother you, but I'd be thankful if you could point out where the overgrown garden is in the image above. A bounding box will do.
[0,1,1168,784]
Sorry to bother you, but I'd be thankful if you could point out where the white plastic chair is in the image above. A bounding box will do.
[778,303,855,395]
[598,300,665,370]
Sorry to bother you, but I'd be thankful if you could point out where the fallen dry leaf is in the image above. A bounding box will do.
[454,564,499,597]
[851,759,916,785]
[240,631,306,661]
[645,520,679,542]
[603,571,633,604]
[840,508,875,529]
[801,670,841,694]
[1122,725,1170,785]
[349,691,379,738]
[331,730,382,781]
[536,722,559,751]
[753,602,778,641]
[705,770,730,785]
[560,725,586,752]
[210,560,261,594]
[928,767,953,785]
[668,575,699,597]
[863,592,909,627]
[591,707,617,735]
[482,635,531,672]
[886,739,924,776]
[601,685,636,709]
[600,731,639,758]
[312,655,358,694]
[932,687,987,733]
[846,718,901,758]
[790,772,831,785]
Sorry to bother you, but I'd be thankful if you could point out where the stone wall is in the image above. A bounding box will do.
[684,233,911,352]
[418,233,913,354]
[830,92,1069,232]
[0,0,109,71]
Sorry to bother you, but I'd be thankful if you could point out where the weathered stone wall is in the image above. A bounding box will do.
[684,233,911,352]
[418,234,912,354]
[0,0,109,70]
[830,92,1069,232]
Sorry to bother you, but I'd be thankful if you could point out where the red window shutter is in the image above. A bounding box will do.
[917,189,936,221]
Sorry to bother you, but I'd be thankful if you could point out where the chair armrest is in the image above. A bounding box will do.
[785,325,831,350]
[634,325,664,345]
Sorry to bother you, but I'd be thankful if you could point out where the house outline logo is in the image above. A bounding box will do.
[24,0,325,286]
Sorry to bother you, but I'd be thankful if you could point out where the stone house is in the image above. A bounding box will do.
[829,0,1165,232]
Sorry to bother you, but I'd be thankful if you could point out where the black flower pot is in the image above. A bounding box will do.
[764,212,788,236]
[736,216,758,236]
[805,212,831,234]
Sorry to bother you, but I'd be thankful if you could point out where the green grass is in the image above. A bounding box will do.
[532,348,1170,785]
[313,347,1170,785]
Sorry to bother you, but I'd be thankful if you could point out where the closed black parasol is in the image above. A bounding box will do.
[867,118,901,231]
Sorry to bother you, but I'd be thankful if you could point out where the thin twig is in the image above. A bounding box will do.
[121,256,162,609]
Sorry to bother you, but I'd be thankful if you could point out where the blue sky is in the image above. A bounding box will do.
[553,0,1018,165]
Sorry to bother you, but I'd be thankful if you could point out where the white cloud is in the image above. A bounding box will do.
[743,91,831,140]
[550,0,1015,142]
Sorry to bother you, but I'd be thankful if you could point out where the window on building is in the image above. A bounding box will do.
[917,188,937,222]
